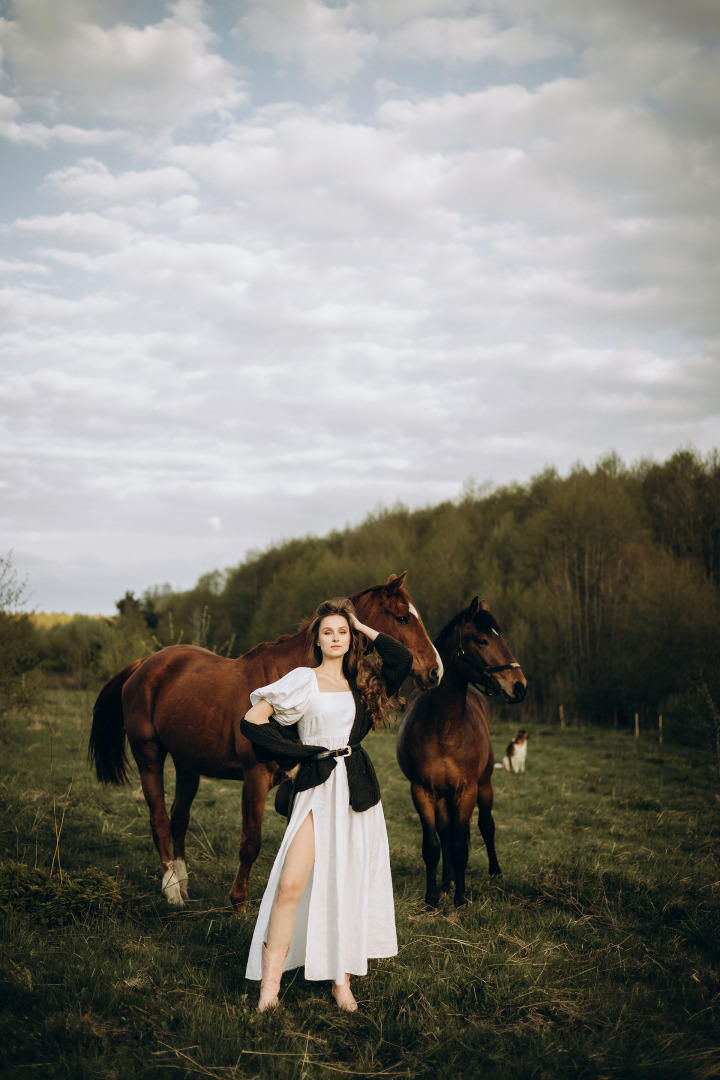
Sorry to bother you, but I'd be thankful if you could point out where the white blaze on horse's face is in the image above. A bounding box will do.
[409,603,444,682]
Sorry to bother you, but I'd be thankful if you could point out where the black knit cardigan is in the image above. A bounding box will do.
[240,632,413,813]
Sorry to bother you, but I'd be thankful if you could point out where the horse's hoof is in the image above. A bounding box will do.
[175,858,189,900]
[162,865,185,906]
[424,897,439,912]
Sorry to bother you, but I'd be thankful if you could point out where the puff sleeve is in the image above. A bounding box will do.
[249,667,315,725]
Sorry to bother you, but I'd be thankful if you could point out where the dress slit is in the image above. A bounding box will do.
[255,804,315,959]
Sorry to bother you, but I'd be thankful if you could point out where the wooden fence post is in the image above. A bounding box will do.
[559,704,565,730]
[658,714,663,746]
[635,712,639,749]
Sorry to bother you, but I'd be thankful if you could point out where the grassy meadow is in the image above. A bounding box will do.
[1,691,719,1079]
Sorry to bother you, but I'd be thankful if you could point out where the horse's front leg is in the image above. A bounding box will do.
[477,779,501,877]
[435,797,454,893]
[450,791,476,907]
[230,764,274,914]
[170,765,201,902]
[411,783,441,909]
[131,739,183,905]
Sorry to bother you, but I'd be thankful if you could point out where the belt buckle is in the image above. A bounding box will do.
[336,746,351,758]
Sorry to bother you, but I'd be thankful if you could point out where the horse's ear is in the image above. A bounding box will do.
[468,596,480,617]
[479,599,490,611]
[385,571,407,594]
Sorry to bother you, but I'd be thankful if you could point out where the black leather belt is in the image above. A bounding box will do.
[313,743,361,761]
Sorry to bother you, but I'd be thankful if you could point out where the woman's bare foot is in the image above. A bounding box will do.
[331,975,358,1012]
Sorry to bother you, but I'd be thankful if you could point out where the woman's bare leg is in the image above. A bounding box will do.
[265,811,315,951]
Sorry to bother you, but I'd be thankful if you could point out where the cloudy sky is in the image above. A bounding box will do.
[2,0,718,613]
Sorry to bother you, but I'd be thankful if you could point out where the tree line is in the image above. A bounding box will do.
[6,447,720,755]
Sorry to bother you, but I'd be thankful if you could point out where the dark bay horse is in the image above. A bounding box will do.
[89,574,442,912]
[396,597,526,908]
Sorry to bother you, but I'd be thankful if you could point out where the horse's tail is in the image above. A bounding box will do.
[88,659,145,785]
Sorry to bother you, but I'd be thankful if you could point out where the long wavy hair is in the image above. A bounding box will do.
[306,597,394,729]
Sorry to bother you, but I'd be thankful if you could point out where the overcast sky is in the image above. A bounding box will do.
[2,0,719,614]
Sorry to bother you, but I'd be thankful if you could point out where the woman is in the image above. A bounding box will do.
[241,597,412,1012]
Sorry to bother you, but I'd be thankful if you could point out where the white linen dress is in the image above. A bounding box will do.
[245,667,397,985]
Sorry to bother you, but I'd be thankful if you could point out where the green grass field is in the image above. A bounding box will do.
[1,691,719,1079]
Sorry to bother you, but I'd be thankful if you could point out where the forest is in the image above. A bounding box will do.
[4,446,720,754]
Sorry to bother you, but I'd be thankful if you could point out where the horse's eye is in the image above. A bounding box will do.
[477,638,489,647]
[394,615,409,624]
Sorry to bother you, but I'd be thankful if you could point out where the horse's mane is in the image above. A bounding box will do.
[434,604,501,651]
[239,580,408,661]
[241,627,306,661]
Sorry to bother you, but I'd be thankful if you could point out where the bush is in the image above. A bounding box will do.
[661,680,720,770]
[36,615,113,688]
[0,554,40,715]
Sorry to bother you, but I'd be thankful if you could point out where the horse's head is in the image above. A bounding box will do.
[351,573,443,690]
[454,597,527,703]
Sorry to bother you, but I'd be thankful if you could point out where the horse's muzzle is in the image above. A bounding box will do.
[497,677,527,704]
[415,666,442,691]
[510,680,526,704]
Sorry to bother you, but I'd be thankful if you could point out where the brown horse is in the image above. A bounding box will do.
[89,573,441,912]
[396,597,526,908]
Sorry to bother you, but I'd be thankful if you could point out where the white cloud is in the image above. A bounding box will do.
[237,0,376,87]
[14,210,139,249]
[382,13,571,65]
[238,1,570,77]
[0,0,245,125]
[0,93,22,121]
[41,158,197,209]
[0,256,49,276]
[0,117,133,148]
[511,0,720,46]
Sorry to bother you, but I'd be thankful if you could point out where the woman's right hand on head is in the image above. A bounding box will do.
[349,612,378,641]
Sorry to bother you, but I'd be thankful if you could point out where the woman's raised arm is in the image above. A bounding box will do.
[349,612,378,642]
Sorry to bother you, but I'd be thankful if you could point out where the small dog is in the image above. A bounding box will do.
[499,730,529,773]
